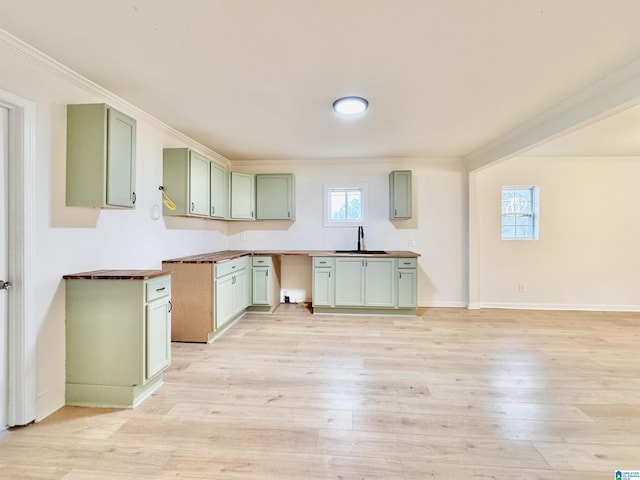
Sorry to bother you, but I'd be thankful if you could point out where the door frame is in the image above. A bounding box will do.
[0,89,36,426]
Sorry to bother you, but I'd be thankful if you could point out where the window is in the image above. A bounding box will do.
[501,186,539,240]
[324,183,368,226]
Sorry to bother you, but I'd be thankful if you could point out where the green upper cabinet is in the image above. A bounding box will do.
[162,148,212,217]
[229,171,255,220]
[66,103,136,208]
[255,174,295,220]
[389,170,412,219]
[209,161,228,219]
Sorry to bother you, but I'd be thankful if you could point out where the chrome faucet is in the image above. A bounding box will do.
[357,225,364,252]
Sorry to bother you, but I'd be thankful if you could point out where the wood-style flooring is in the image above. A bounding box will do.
[1,305,639,479]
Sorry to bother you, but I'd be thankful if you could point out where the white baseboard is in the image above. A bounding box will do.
[468,302,640,312]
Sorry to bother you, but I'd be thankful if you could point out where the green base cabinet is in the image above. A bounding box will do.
[334,257,395,307]
[66,103,136,209]
[389,170,412,219]
[248,256,281,313]
[397,258,418,308]
[312,257,334,307]
[214,256,249,334]
[64,272,171,408]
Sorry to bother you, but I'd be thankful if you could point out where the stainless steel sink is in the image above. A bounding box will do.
[334,250,387,255]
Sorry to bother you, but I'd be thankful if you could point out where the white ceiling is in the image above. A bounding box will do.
[1,0,639,161]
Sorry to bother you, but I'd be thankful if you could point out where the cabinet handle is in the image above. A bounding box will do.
[156,287,166,292]
[319,261,327,264]
[399,272,402,279]
[191,202,195,212]
[211,206,215,215]
[288,211,290,218]
[266,270,268,277]
[168,300,172,313]
[132,192,136,204]
[232,265,236,269]
[329,271,331,278]
[394,208,397,216]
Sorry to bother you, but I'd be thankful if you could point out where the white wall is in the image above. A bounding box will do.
[1,39,229,420]
[473,156,640,310]
[229,158,468,307]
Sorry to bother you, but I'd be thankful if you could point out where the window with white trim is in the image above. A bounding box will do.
[501,186,539,240]
[324,183,368,227]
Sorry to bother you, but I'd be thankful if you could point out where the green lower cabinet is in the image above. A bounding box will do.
[334,257,396,307]
[312,257,334,307]
[214,256,249,336]
[314,255,416,314]
[64,273,171,408]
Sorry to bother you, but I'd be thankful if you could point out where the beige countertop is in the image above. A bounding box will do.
[162,250,420,264]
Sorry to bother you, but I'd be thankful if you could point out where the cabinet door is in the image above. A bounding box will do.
[256,174,294,220]
[252,267,270,305]
[210,161,228,219]
[215,274,234,330]
[335,257,365,306]
[189,151,210,216]
[232,269,248,314]
[390,170,412,219]
[364,258,396,307]
[107,108,137,208]
[230,172,255,219]
[312,268,333,307]
[397,269,417,308]
[145,297,171,380]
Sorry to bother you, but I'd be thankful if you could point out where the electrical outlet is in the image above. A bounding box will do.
[408,237,416,247]
[518,283,525,293]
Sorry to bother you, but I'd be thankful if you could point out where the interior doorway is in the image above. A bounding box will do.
[0,105,8,429]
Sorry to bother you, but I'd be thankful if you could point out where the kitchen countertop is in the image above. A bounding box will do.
[162,250,420,264]
[63,269,172,280]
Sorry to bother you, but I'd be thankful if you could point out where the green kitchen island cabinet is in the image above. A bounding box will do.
[63,270,172,408]
[66,103,137,209]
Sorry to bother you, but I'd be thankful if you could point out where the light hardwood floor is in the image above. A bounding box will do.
[1,305,639,479]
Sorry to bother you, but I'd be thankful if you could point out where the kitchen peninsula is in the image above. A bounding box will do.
[163,249,419,343]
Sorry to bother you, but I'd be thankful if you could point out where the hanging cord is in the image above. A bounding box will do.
[159,186,177,211]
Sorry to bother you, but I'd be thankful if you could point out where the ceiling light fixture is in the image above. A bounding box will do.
[332,96,369,115]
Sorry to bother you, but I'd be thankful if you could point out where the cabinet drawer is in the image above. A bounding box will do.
[215,257,246,278]
[397,258,417,269]
[146,276,171,302]
[252,256,271,267]
[313,257,334,268]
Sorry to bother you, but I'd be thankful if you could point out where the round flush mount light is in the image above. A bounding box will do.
[332,96,369,115]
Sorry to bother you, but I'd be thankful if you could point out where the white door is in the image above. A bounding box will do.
[1,106,9,428]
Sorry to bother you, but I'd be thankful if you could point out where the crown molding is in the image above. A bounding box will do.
[0,28,230,166]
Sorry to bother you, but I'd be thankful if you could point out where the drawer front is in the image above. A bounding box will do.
[313,257,334,268]
[252,256,271,267]
[397,258,418,269]
[215,257,246,278]
[146,275,172,302]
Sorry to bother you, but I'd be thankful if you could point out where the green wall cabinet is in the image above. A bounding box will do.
[230,171,256,220]
[64,272,171,408]
[66,103,136,208]
[210,161,228,219]
[256,174,295,220]
[389,170,412,219]
[162,148,212,217]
